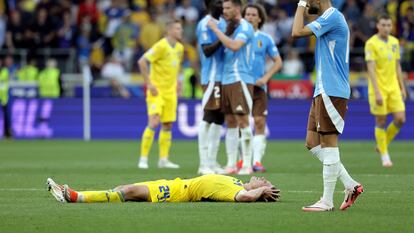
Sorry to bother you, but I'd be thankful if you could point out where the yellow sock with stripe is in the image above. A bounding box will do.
[159,130,172,159]
[375,127,388,156]
[386,122,400,145]
[140,127,155,158]
[77,190,124,203]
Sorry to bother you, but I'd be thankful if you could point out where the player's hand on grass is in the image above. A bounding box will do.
[148,83,158,96]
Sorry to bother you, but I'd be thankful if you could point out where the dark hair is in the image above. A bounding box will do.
[204,0,211,9]
[223,0,243,7]
[242,3,267,29]
[377,13,391,22]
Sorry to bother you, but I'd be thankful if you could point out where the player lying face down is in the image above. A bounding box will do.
[47,174,280,203]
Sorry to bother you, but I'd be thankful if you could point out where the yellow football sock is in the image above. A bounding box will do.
[140,127,155,158]
[386,122,400,145]
[375,127,388,156]
[159,130,172,159]
[78,190,124,203]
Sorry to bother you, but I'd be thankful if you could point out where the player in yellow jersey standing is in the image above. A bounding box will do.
[365,14,407,167]
[137,20,184,169]
[47,174,280,203]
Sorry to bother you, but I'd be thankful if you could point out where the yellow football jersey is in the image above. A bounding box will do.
[365,35,401,94]
[144,38,184,95]
[187,174,244,202]
[135,175,245,203]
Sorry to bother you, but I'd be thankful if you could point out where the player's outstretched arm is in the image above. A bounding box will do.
[292,0,314,38]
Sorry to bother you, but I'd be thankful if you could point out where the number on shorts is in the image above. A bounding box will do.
[214,86,220,98]
[157,185,171,202]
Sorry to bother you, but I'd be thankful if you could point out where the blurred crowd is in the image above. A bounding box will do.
[0,0,413,92]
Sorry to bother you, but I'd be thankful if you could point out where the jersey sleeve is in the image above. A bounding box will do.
[306,11,336,38]
[211,177,245,202]
[364,40,377,61]
[144,41,164,63]
[218,18,227,32]
[198,24,214,46]
[266,36,280,58]
[234,23,250,43]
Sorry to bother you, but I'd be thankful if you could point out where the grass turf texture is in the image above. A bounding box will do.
[0,140,413,233]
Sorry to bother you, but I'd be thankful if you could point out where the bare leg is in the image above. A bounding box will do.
[114,185,151,202]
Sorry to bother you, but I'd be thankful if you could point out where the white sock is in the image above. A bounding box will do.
[240,127,253,169]
[225,128,239,168]
[321,147,340,206]
[338,162,358,190]
[253,134,266,164]
[139,157,148,163]
[381,154,391,163]
[309,145,323,163]
[207,123,221,168]
[198,120,210,169]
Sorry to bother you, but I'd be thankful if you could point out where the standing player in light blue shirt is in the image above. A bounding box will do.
[243,3,283,173]
[292,0,363,212]
[196,0,228,175]
[207,0,255,175]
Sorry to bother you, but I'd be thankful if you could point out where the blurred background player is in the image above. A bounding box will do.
[0,58,11,138]
[365,14,407,168]
[137,20,184,169]
[292,0,363,211]
[243,3,283,172]
[47,175,280,203]
[208,0,255,175]
[196,0,227,175]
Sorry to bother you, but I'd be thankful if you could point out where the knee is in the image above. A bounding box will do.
[162,123,173,131]
[122,185,141,201]
[305,137,318,150]
[375,117,387,128]
[148,116,160,129]
[236,115,250,128]
[254,119,265,134]
[305,142,316,151]
[226,117,237,128]
[394,117,406,127]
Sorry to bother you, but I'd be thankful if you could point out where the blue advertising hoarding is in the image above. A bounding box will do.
[0,98,413,140]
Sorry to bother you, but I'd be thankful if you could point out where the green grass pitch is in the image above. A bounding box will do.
[0,140,413,233]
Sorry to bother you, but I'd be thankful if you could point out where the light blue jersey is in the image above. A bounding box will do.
[222,19,255,85]
[307,7,350,99]
[196,15,225,85]
[251,30,280,90]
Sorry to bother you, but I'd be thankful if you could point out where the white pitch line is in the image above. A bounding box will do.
[2,188,414,194]
[0,188,44,191]
[285,190,414,194]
